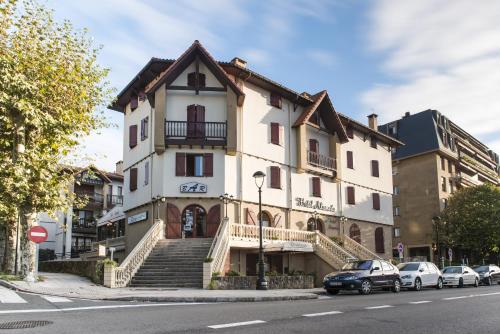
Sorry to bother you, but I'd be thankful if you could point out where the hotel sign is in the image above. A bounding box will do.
[295,197,335,213]
[180,182,207,193]
[127,211,148,225]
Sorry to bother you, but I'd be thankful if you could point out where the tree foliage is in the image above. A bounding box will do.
[443,184,500,259]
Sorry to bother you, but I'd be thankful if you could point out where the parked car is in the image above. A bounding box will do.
[398,262,443,291]
[442,266,479,288]
[323,259,401,295]
[472,265,500,286]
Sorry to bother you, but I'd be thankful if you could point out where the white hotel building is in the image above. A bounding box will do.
[108,41,401,287]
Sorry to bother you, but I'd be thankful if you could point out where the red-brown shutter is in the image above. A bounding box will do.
[206,204,221,237]
[129,168,137,191]
[204,153,213,177]
[187,72,196,87]
[175,153,186,176]
[371,160,379,177]
[370,136,377,148]
[166,203,182,238]
[372,193,380,210]
[187,105,197,137]
[130,95,138,111]
[129,125,137,148]
[246,208,257,225]
[312,177,321,197]
[347,151,353,169]
[347,186,355,204]
[270,93,282,109]
[270,123,280,145]
[270,166,281,189]
[346,126,354,139]
[309,139,318,153]
[199,73,206,88]
[196,105,206,138]
[375,227,385,253]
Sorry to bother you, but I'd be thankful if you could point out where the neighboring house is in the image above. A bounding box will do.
[379,110,500,262]
[108,41,401,285]
[38,163,124,259]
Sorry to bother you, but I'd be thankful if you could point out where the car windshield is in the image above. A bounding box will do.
[472,266,489,273]
[343,260,373,270]
[443,267,462,274]
[398,263,420,271]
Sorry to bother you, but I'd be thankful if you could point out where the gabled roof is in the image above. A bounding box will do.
[293,90,349,143]
[145,40,245,106]
[340,113,404,147]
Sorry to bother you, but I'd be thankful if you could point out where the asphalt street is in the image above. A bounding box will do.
[0,285,499,333]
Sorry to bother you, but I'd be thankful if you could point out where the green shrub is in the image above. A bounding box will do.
[212,271,221,278]
[226,270,240,277]
[204,257,213,263]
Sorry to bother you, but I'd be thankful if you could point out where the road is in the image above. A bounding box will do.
[1,285,499,333]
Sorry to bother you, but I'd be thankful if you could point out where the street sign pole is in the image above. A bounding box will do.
[397,242,404,263]
[27,226,48,283]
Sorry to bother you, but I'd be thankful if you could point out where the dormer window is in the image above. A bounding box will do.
[187,72,206,88]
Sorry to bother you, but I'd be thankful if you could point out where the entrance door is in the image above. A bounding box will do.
[182,205,206,238]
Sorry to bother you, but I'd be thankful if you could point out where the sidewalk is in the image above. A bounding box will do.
[0,272,321,303]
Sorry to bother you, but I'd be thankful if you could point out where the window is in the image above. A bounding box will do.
[392,166,399,175]
[144,161,149,185]
[349,224,361,243]
[270,166,281,189]
[346,186,355,205]
[393,227,400,237]
[382,261,392,271]
[394,206,400,216]
[270,92,282,109]
[370,136,377,149]
[448,160,453,173]
[129,168,138,191]
[117,186,123,196]
[312,177,321,197]
[346,151,354,169]
[129,125,138,148]
[141,117,149,141]
[449,178,454,193]
[375,227,385,253]
[388,123,397,136]
[371,160,379,177]
[393,186,400,195]
[270,123,281,145]
[346,126,354,139]
[372,193,380,210]
[108,185,113,195]
[441,157,446,171]
[187,72,206,88]
[258,212,272,227]
[441,176,447,192]
[130,95,138,111]
[372,260,382,270]
[442,198,448,209]
[309,139,319,153]
[175,152,213,177]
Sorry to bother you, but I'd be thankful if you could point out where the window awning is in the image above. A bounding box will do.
[96,206,125,227]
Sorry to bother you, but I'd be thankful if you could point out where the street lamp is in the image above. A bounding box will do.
[311,210,319,231]
[219,193,234,219]
[253,171,268,290]
[339,215,348,235]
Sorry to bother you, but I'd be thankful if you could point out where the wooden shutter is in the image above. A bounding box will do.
[203,153,213,177]
[346,126,354,139]
[270,166,281,189]
[270,93,282,109]
[206,204,221,237]
[166,203,182,238]
[270,123,280,145]
[175,153,186,176]
[371,160,379,177]
[372,193,380,210]
[199,73,206,88]
[130,95,138,111]
[347,186,355,204]
[196,105,206,138]
[129,168,137,191]
[187,104,197,137]
[129,125,137,148]
[309,139,318,153]
[375,227,385,253]
[370,136,377,148]
[187,72,196,87]
[347,151,353,169]
[246,208,257,225]
[312,177,321,197]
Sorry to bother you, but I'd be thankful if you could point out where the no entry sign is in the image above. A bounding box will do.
[27,226,48,244]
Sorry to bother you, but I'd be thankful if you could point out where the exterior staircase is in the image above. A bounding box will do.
[130,238,213,288]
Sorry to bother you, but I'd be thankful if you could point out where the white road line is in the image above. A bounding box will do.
[0,287,27,304]
[208,320,266,329]
[365,305,393,310]
[443,296,469,300]
[41,296,72,303]
[318,295,332,300]
[302,311,343,317]
[0,302,207,315]
[475,292,500,297]
[409,301,432,304]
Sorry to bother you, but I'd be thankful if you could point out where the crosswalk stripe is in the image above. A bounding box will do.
[365,305,393,310]
[0,286,28,304]
[41,295,72,303]
[303,311,343,317]
[208,320,266,329]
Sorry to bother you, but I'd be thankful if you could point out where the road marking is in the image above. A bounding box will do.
[41,296,72,303]
[302,311,343,317]
[443,296,469,300]
[318,295,332,300]
[0,302,207,315]
[208,320,266,329]
[0,287,27,304]
[475,292,500,297]
[409,301,432,304]
[365,305,393,310]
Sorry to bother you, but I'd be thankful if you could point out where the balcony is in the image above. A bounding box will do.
[307,150,336,172]
[72,218,97,234]
[107,194,123,207]
[75,191,104,209]
[165,120,227,146]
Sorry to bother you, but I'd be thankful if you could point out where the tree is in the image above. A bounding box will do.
[0,0,111,276]
[442,184,500,262]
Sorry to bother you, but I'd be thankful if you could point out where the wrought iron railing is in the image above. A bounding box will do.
[107,194,123,206]
[307,150,336,171]
[165,120,226,141]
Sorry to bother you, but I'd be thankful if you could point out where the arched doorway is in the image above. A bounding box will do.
[258,211,272,227]
[182,205,206,238]
[307,218,325,233]
[349,223,361,243]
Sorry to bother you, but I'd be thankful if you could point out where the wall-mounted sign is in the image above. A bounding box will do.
[127,211,148,225]
[180,182,207,193]
[295,197,335,213]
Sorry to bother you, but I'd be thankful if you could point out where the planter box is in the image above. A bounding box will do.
[211,275,314,290]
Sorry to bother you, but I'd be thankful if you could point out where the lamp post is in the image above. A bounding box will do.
[253,171,268,290]
[219,193,234,219]
[432,215,442,266]
[312,210,319,231]
[339,215,348,236]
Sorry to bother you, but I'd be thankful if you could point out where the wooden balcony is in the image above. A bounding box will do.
[307,150,336,171]
[165,120,226,146]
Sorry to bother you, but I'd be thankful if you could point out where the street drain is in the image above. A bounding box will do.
[0,320,53,329]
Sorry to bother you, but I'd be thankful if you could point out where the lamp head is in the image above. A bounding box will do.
[253,171,266,189]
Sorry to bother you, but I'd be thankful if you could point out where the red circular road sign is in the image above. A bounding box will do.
[27,226,48,244]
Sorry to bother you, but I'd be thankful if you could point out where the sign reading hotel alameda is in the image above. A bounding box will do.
[127,211,148,225]
[180,182,207,193]
[295,197,336,213]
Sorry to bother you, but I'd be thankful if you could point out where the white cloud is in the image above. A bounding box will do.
[305,49,336,67]
[240,48,271,65]
[363,0,500,152]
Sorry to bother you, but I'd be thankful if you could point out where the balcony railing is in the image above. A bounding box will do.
[307,150,336,171]
[107,194,123,207]
[72,218,97,234]
[76,192,104,204]
[165,120,227,146]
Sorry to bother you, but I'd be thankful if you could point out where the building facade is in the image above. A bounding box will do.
[379,110,500,262]
[109,41,400,281]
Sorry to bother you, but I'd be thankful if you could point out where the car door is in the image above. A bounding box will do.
[491,266,500,283]
[370,260,384,287]
[463,267,474,284]
[381,261,395,286]
[425,263,438,286]
[418,263,430,286]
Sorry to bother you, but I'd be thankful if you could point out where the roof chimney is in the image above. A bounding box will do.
[367,113,378,131]
[231,57,247,68]
[404,112,411,118]
[115,160,123,175]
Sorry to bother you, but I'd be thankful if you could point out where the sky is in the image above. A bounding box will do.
[46,0,500,172]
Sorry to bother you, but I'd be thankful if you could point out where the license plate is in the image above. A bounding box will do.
[330,282,342,286]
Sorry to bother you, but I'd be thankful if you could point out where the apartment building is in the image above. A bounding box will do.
[108,41,401,287]
[379,110,500,262]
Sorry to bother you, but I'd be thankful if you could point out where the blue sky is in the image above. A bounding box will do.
[47,0,500,171]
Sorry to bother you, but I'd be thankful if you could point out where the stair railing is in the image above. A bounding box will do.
[203,217,231,287]
[314,232,357,269]
[341,234,382,260]
[104,219,164,288]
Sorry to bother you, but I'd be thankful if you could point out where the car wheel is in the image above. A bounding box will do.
[413,278,422,291]
[458,278,464,288]
[486,277,492,286]
[326,289,339,295]
[359,280,372,295]
[474,278,479,288]
[392,279,401,293]
[436,278,443,289]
